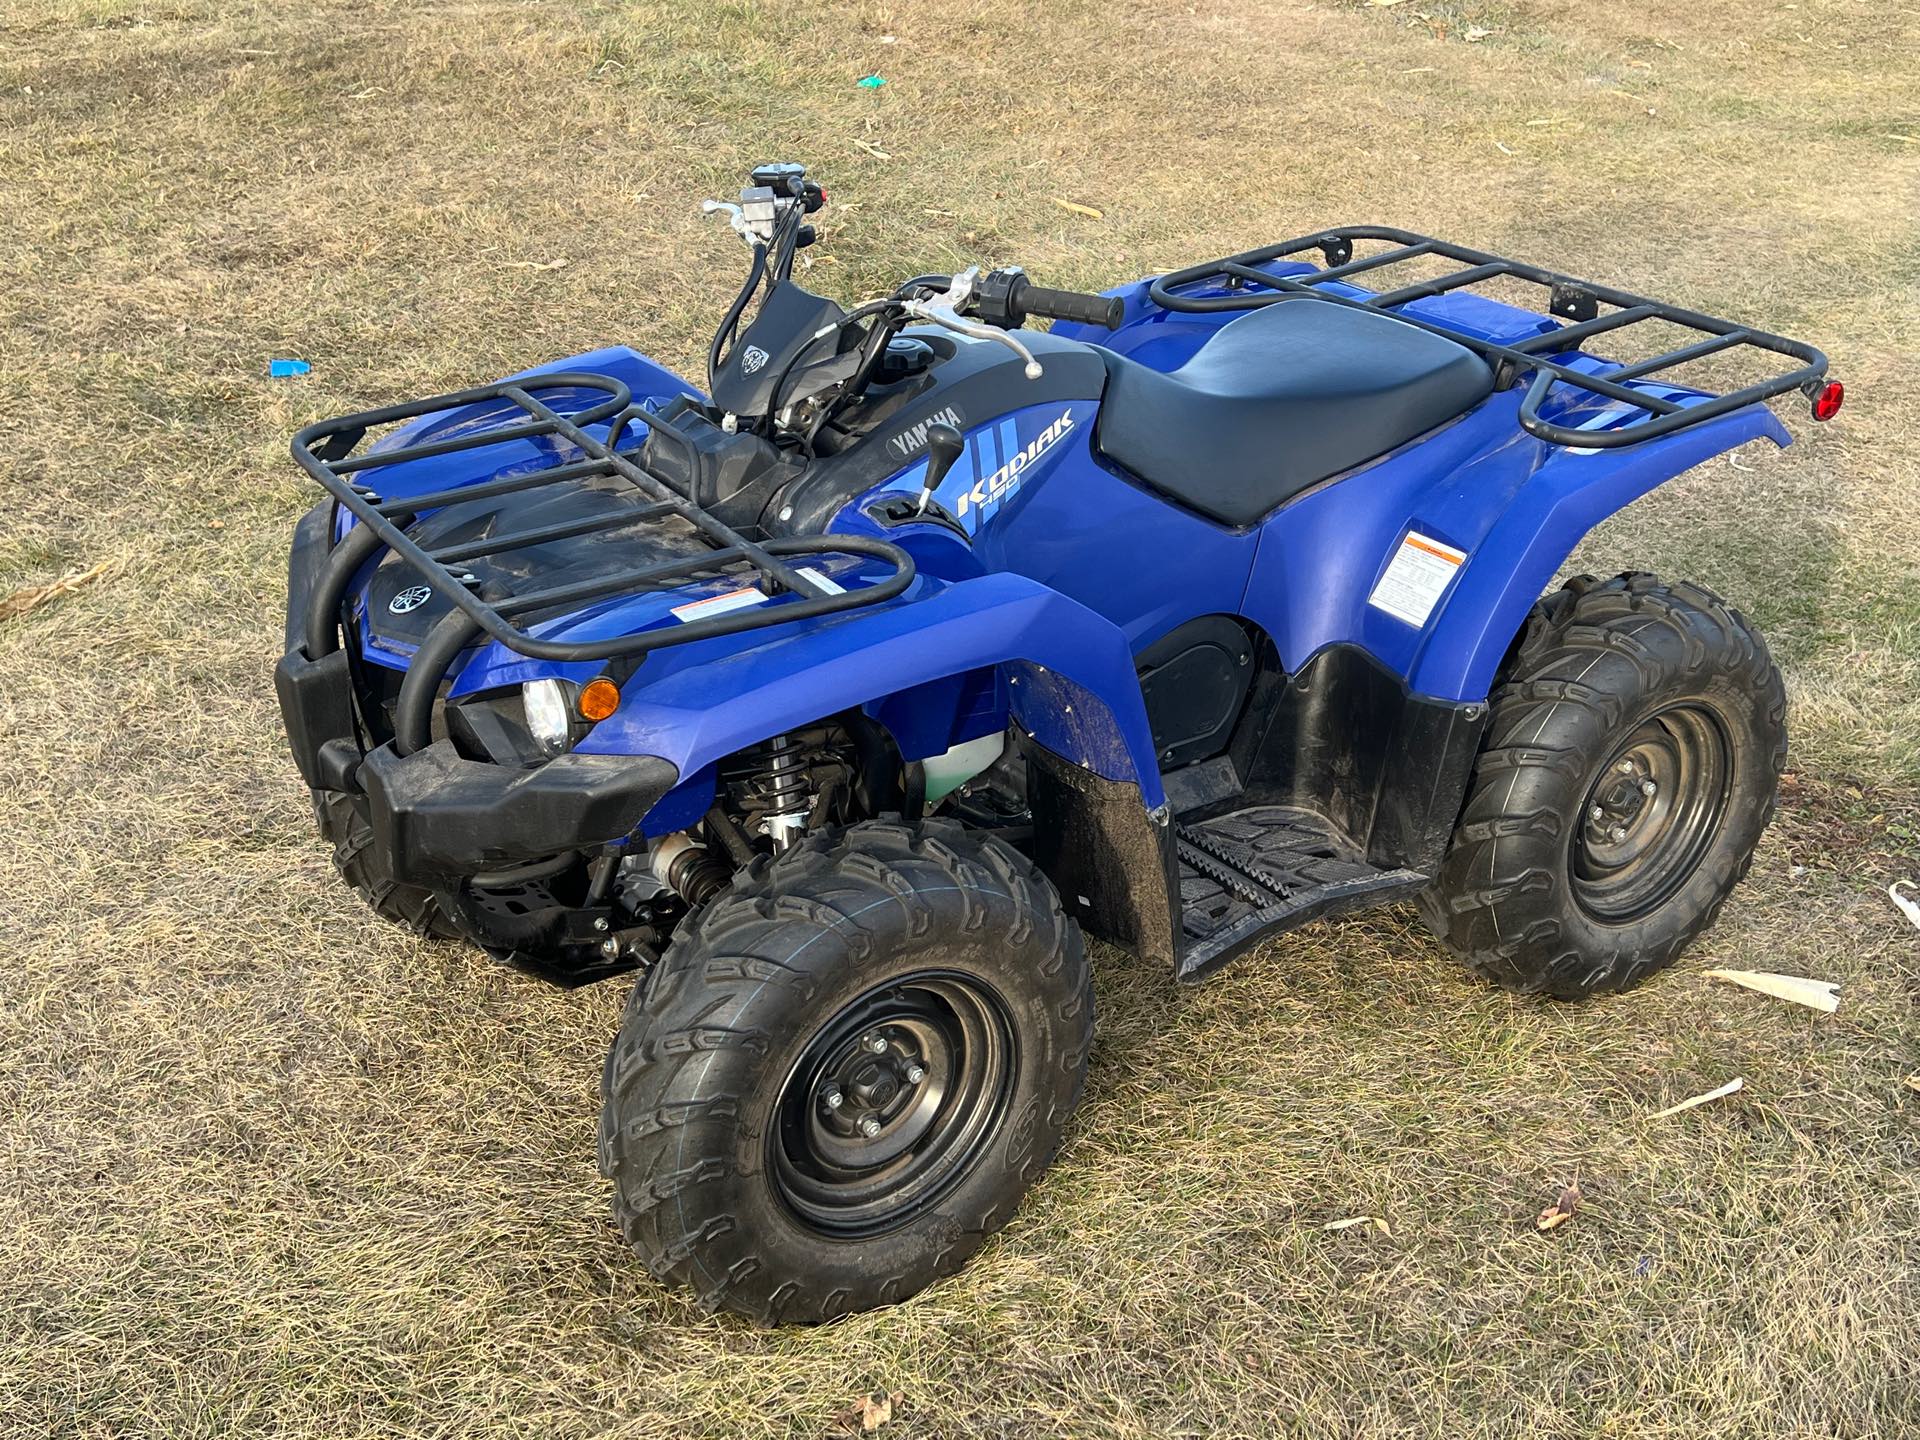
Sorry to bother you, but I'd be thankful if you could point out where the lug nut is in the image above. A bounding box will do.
[1610,824,1629,842]
[904,1063,926,1084]
[1618,760,1636,775]
[858,1116,882,1138]
[1591,806,1606,821]
[866,1034,889,1054]
[1640,779,1658,795]
[822,1087,843,1110]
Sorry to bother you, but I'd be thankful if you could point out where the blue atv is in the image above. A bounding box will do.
[276,162,1838,1322]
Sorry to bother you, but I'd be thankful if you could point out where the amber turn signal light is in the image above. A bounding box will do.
[578,677,621,722]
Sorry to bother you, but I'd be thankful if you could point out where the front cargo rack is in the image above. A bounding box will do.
[1149,226,1832,449]
[292,373,914,753]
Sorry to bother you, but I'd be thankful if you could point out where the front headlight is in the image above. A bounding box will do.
[522,679,573,757]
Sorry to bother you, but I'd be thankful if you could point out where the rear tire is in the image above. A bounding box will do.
[1421,573,1787,1000]
[311,789,461,940]
[598,818,1092,1324]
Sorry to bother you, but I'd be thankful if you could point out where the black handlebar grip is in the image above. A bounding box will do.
[1011,279,1125,330]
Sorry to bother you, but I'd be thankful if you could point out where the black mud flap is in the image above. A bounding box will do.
[1026,744,1180,967]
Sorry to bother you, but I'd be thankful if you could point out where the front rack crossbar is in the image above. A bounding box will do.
[1149,226,1829,449]
[291,372,915,682]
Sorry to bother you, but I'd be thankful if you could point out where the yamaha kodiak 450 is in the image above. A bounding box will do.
[276,162,1838,1322]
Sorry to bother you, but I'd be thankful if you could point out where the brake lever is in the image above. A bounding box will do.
[701,199,755,244]
[901,266,1044,380]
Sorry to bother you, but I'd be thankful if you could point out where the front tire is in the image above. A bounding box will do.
[312,789,461,940]
[1421,574,1787,1000]
[598,819,1092,1324]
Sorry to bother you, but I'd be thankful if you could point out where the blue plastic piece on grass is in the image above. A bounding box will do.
[856,74,886,88]
[270,358,312,378]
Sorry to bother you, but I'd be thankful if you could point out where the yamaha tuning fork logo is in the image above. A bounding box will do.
[388,584,433,614]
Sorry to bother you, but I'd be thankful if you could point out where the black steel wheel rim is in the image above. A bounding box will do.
[771,970,1017,1237]
[1571,702,1733,924]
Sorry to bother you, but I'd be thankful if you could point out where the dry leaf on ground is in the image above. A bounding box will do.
[1649,1076,1745,1119]
[833,1391,904,1434]
[1322,1215,1392,1236]
[1703,968,1841,1013]
[1536,1181,1581,1232]
[0,561,115,623]
[1889,882,1920,931]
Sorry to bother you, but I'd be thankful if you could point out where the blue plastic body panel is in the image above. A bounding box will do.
[327,275,1793,835]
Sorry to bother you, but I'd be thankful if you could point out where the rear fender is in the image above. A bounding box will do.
[1412,403,1792,699]
[1243,391,1791,704]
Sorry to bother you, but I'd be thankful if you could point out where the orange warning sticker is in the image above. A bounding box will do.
[1368,531,1466,628]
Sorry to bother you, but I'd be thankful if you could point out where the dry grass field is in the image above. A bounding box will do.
[2,0,1917,1435]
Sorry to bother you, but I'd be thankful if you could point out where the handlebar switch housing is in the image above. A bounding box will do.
[969,267,1028,330]
[750,161,808,195]
[749,161,826,213]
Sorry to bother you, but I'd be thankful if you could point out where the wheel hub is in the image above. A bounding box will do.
[772,972,1017,1237]
[1571,704,1733,924]
[813,1028,935,1147]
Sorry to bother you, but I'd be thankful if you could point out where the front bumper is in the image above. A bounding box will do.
[274,640,676,885]
[358,740,676,884]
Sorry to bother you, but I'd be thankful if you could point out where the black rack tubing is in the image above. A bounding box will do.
[389,532,915,755]
[371,450,640,516]
[1151,226,1825,448]
[293,374,921,695]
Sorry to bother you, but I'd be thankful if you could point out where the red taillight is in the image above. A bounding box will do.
[1811,380,1844,421]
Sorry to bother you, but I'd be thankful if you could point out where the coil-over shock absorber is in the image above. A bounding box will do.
[757,732,812,851]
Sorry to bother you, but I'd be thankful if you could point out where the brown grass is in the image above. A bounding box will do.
[2,1,1917,1435]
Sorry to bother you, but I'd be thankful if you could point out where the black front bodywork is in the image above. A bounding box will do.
[277,506,679,977]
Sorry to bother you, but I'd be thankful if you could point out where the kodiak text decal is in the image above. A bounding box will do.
[947,408,1076,528]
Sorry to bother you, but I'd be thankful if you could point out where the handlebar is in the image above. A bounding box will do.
[1008,278,1124,331]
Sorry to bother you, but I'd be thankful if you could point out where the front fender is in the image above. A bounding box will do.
[576,570,1166,831]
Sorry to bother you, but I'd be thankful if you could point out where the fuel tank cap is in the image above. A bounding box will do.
[878,336,935,383]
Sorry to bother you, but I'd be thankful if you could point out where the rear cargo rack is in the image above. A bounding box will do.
[1149,226,1830,449]
[292,373,913,752]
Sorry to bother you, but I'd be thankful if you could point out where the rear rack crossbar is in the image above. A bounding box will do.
[1150,226,1828,448]
[291,372,916,754]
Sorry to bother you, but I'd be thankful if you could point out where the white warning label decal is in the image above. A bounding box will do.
[1368,531,1466,629]
[670,586,769,624]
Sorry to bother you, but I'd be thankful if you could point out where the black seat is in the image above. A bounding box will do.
[1095,299,1494,526]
